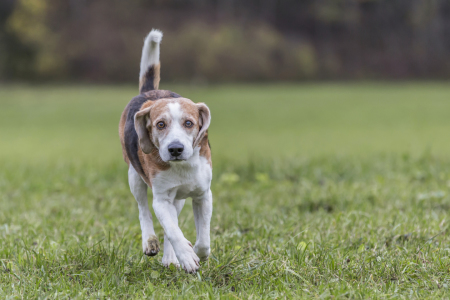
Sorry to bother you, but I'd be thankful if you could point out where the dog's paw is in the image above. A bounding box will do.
[193,244,210,261]
[175,239,200,273]
[162,251,180,268]
[143,235,160,256]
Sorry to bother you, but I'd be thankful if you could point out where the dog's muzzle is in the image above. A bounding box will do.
[168,141,184,159]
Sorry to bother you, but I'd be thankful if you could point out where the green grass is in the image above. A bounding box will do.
[1,83,450,298]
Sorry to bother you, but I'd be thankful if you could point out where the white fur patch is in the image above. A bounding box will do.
[168,102,182,121]
[158,102,195,162]
[139,29,163,80]
[153,148,212,199]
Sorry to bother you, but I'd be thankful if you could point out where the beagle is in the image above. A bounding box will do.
[119,29,212,273]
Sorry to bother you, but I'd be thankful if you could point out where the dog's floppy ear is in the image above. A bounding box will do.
[193,103,211,148]
[134,106,154,154]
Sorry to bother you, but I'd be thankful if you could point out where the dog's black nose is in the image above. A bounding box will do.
[168,142,184,157]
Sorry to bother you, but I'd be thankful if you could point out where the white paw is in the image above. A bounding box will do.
[175,239,200,273]
[142,235,160,256]
[193,244,210,261]
[162,250,180,268]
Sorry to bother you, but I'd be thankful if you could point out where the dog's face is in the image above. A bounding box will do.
[135,98,211,162]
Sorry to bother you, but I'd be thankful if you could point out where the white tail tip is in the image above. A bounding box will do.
[139,29,163,80]
[146,29,163,44]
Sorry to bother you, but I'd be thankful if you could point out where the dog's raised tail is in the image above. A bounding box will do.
[139,29,163,94]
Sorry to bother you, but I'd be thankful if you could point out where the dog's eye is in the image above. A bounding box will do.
[184,120,193,128]
[156,121,165,129]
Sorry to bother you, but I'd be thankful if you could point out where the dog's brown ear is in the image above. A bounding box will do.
[134,106,154,154]
[193,103,211,148]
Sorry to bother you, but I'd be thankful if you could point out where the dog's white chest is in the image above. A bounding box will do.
[151,154,212,200]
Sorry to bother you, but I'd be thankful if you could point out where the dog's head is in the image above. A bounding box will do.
[134,98,211,162]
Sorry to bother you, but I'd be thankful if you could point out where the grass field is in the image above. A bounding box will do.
[1,83,450,298]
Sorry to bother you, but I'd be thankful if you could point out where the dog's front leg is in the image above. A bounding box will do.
[192,189,212,261]
[162,199,185,268]
[128,166,159,256]
[153,197,200,273]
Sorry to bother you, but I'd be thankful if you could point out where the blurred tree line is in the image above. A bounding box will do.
[1,0,450,83]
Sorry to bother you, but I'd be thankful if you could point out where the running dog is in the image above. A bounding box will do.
[119,29,212,273]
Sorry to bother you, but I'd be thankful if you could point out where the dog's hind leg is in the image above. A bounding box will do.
[161,199,185,268]
[193,189,212,261]
[128,165,159,256]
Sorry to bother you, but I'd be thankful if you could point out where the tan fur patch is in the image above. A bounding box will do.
[138,146,170,186]
[119,106,130,165]
[143,90,177,101]
[153,64,160,90]
[145,99,170,120]
[199,131,212,167]
[138,78,144,93]
[179,99,200,121]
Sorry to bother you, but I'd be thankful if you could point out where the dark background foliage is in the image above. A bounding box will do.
[1,0,450,82]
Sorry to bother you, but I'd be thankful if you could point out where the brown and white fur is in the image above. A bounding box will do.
[119,29,212,273]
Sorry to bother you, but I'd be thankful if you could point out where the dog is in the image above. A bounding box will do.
[119,29,212,273]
